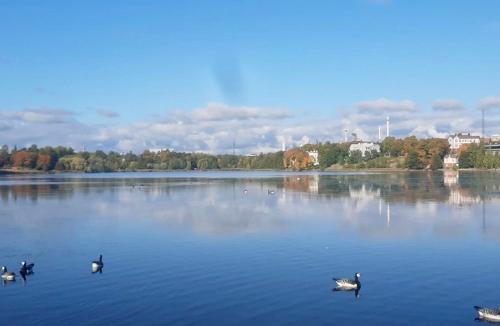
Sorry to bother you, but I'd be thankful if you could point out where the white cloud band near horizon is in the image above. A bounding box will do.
[1,97,499,154]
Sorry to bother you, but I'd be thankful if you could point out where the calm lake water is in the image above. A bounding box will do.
[1,171,500,325]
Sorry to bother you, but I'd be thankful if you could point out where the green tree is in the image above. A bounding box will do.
[430,154,443,170]
[318,143,339,168]
[0,145,9,168]
[406,151,424,169]
[381,137,403,157]
[459,149,473,168]
[348,150,363,164]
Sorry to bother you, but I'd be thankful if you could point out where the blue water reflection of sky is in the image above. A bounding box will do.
[1,171,499,325]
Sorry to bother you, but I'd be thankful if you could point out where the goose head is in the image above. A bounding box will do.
[1,266,6,273]
[21,261,26,267]
[355,272,361,279]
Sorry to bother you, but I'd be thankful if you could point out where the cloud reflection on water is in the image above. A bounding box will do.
[0,172,499,240]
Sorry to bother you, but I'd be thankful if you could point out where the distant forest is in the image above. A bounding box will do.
[0,144,284,172]
[0,137,498,172]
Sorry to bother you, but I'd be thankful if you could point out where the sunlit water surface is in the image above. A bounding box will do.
[1,171,500,325]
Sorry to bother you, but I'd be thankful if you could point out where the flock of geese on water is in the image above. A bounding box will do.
[2,183,498,322]
[334,273,500,322]
[2,255,104,282]
[4,261,496,322]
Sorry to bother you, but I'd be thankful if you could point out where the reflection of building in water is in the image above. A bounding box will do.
[387,202,391,227]
[347,184,381,213]
[349,184,380,200]
[443,171,481,206]
[308,174,319,193]
[448,188,481,206]
[482,201,486,233]
[444,170,459,186]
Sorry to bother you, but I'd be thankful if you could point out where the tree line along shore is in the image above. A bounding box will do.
[0,136,499,173]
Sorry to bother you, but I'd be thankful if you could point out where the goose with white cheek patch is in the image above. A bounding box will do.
[333,272,361,290]
[20,261,35,275]
[92,255,104,273]
[1,266,16,281]
[474,306,500,322]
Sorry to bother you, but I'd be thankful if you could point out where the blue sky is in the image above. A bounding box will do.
[1,0,500,153]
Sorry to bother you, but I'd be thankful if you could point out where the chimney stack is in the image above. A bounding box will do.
[386,117,390,138]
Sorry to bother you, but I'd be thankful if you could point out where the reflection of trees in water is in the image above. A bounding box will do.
[282,175,319,193]
[268,172,497,206]
[0,172,499,239]
[0,178,216,203]
[261,173,450,204]
[0,184,74,203]
[457,172,500,200]
[0,172,497,207]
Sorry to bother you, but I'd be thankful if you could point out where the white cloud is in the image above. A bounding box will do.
[432,99,465,111]
[356,98,417,114]
[0,108,74,124]
[190,102,291,121]
[96,109,120,118]
[478,96,500,110]
[1,99,499,153]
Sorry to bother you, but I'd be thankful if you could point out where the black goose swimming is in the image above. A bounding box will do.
[92,255,104,272]
[20,261,35,275]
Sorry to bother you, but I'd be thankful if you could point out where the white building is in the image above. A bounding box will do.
[448,133,480,150]
[444,155,458,169]
[349,142,380,157]
[491,135,500,143]
[148,148,173,154]
[306,150,319,166]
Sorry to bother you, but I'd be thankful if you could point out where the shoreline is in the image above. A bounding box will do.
[2,167,499,175]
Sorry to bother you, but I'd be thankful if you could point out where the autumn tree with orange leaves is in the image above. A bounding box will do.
[283,148,311,170]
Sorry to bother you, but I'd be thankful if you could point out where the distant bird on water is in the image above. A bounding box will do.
[243,189,248,194]
[92,255,104,273]
[20,261,35,275]
[267,189,275,195]
[333,272,361,290]
[474,306,500,322]
[1,266,16,281]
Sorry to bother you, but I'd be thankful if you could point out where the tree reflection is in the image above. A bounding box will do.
[0,172,498,239]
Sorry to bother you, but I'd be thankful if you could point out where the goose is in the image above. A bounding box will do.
[20,261,35,275]
[333,272,361,289]
[474,306,500,322]
[333,286,361,298]
[92,255,104,272]
[267,189,275,195]
[1,266,16,281]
